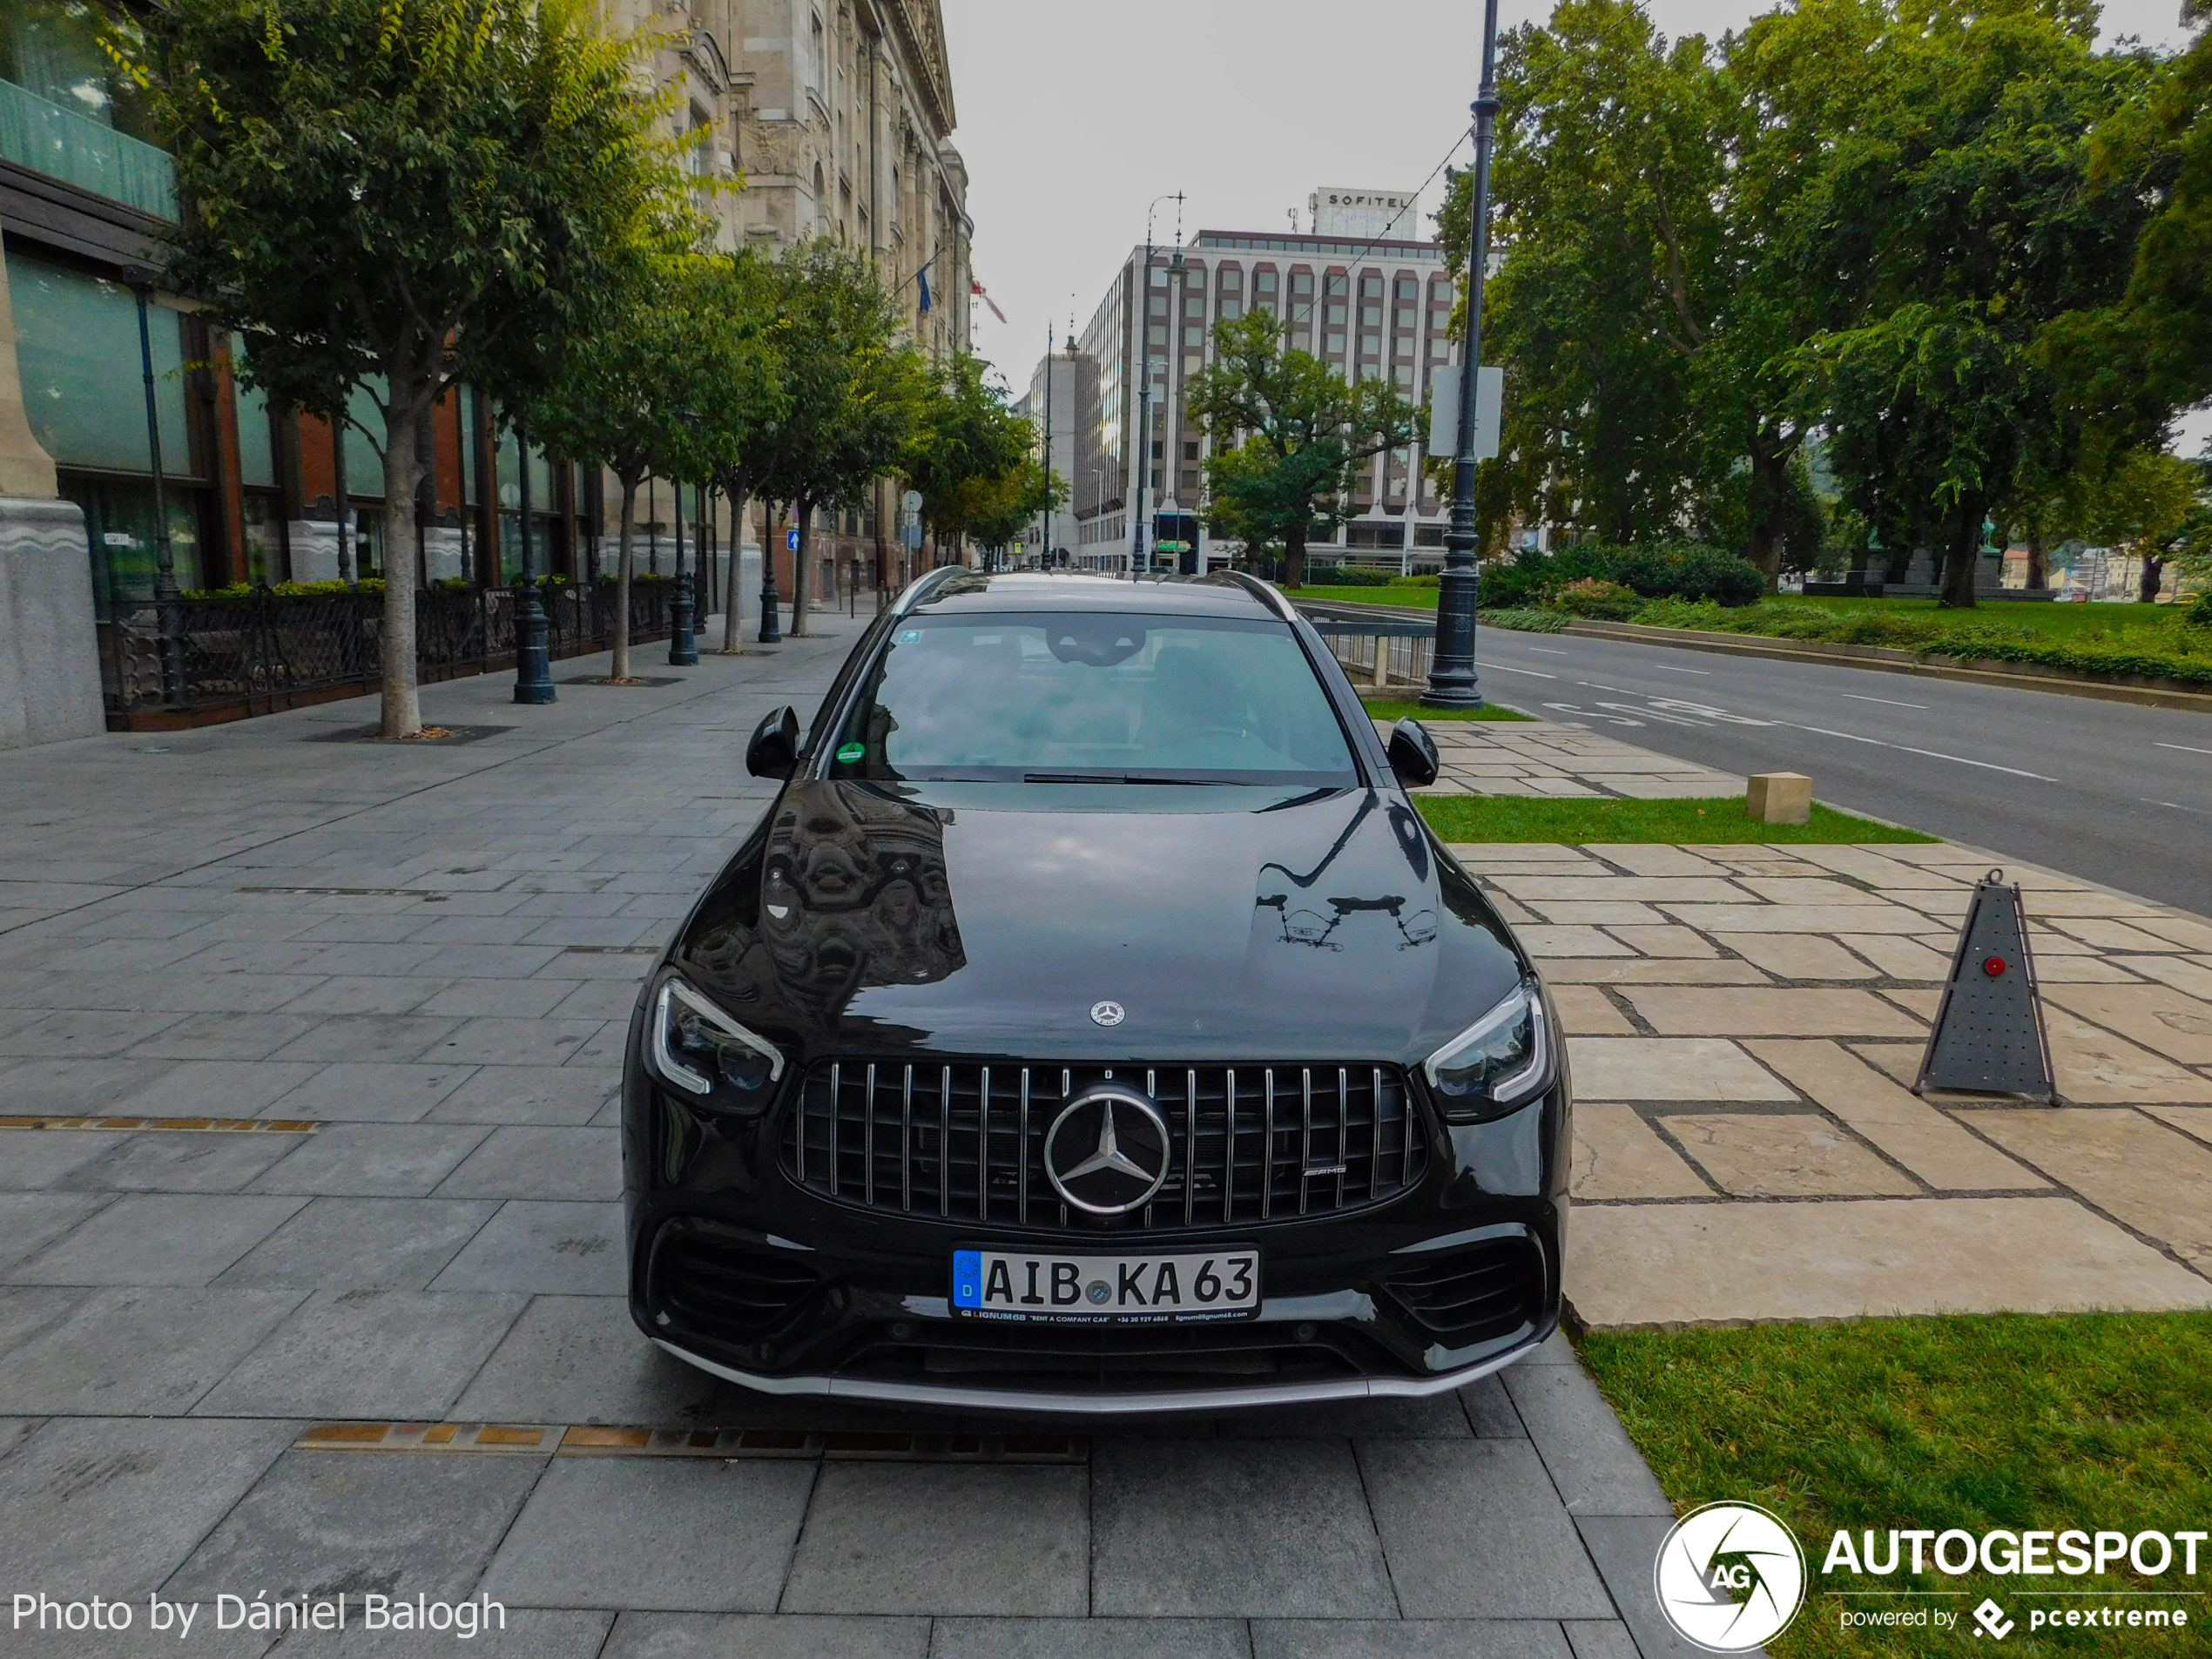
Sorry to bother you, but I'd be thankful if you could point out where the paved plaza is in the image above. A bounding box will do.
[0,616,1688,1659]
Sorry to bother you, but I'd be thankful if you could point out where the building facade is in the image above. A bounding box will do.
[1015,340,1082,566]
[1065,202,1460,575]
[0,0,968,741]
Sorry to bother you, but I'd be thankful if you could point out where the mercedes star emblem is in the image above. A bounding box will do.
[1089,1001,1125,1027]
[1042,1082,1170,1216]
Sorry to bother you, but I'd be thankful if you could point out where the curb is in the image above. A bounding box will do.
[1554,619,2212,714]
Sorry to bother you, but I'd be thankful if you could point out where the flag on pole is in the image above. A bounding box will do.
[916,265,932,313]
[971,279,1007,324]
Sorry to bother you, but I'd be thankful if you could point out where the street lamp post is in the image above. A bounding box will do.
[1132,192,1184,583]
[759,506,782,644]
[512,418,556,705]
[1423,0,1501,711]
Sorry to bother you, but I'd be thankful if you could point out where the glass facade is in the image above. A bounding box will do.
[7,251,192,475]
[0,0,175,219]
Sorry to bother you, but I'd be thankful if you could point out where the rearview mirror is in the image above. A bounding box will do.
[746,705,801,779]
[1387,717,1440,789]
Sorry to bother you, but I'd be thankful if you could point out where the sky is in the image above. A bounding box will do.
[939,0,2205,446]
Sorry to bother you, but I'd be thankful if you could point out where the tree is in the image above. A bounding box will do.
[1184,310,1417,588]
[747,242,917,636]
[1787,0,2157,607]
[900,353,1036,555]
[140,0,695,734]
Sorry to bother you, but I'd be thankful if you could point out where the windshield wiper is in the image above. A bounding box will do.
[1022,771,1228,786]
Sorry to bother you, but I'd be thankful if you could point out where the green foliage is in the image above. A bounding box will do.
[1416,793,1934,844]
[901,352,1038,549]
[1552,577,1644,618]
[1306,564,1399,586]
[1359,698,1537,722]
[1477,607,1571,633]
[1581,1313,2212,1658]
[1479,541,1764,607]
[1184,309,1419,586]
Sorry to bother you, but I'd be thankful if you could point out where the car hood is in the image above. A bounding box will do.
[671,779,1527,1065]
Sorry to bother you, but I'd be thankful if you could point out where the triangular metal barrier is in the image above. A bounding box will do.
[1915,868,2056,1103]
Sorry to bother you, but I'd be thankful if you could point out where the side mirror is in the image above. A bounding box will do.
[1387,717,1440,789]
[746,705,801,779]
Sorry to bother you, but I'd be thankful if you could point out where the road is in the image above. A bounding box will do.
[1466,624,2212,916]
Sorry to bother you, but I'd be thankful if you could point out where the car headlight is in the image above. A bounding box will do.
[647,976,785,1105]
[1422,976,1551,1122]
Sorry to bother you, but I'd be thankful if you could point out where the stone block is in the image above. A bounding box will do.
[1745,771,1812,824]
[0,497,105,750]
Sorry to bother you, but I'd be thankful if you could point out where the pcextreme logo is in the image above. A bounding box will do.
[1653,1501,1809,1652]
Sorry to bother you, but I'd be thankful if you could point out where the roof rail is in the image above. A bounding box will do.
[887,564,970,619]
[1217,569,1297,621]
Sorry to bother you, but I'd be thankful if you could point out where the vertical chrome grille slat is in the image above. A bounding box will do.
[786,1058,1425,1231]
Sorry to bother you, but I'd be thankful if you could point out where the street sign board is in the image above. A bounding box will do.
[1428,364,1502,461]
[902,490,923,513]
[900,523,923,549]
[786,529,800,552]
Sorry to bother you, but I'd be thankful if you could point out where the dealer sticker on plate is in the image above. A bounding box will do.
[951,1248,1258,1324]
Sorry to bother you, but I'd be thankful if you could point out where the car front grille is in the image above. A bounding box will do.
[779,1061,1427,1231]
[1379,1236,1542,1350]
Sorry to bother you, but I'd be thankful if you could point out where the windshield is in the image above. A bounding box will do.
[826,611,1360,786]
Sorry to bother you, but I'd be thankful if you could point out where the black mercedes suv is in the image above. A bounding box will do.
[623,570,1568,1413]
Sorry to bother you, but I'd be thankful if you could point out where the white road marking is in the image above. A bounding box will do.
[2154,741,2212,757]
[1527,647,1568,655]
[1783,722,2056,780]
[1653,664,1709,674]
[1841,692,1930,709]
[2143,798,2212,816]
[1478,663,1559,679]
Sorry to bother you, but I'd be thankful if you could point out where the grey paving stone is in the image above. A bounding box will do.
[1213,1390,1474,1440]
[0,1135,113,1190]
[413,977,578,1018]
[57,1130,306,1193]
[1252,1622,1575,1659]
[277,976,446,1015]
[0,1007,190,1057]
[406,913,547,946]
[414,945,570,981]
[782,1461,1088,1616]
[0,1057,172,1113]
[0,1285,304,1412]
[216,1197,499,1290]
[1091,1439,1396,1617]
[266,1608,613,1657]
[264,1015,465,1065]
[1576,1516,1711,1659]
[450,1294,719,1424]
[9,1193,307,1285]
[105,1060,327,1116]
[426,1065,617,1126]
[933,1620,1251,1659]
[193,1288,526,1419]
[547,978,648,1021]
[519,915,658,948]
[418,1015,611,1067]
[166,1447,546,1604]
[263,1062,477,1123]
[1562,1622,1641,1659]
[429,1200,625,1293]
[0,1285,91,1356]
[1357,1439,1615,1620]
[479,1455,813,1611]
[1463,1373,1528,1438]
[0,1415,42,1461]
[601,1613,926,1659]
[432,1126,622,1201]
[125,1011,321,1061]
[0,1417,294,1597]
[247,1123,490,1197]
[1502,1363,1674,1517]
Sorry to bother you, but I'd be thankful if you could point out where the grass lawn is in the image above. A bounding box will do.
[1415,794,1934,844]
[1360,697,1534,723]
[1761,592,2188,645]
[1580,1314,2212,1656]
[1285,583,1440,610]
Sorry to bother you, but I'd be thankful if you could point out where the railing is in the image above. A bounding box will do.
[0,78,178,219]
[98,578,686,720]
[1295,599,1437,691]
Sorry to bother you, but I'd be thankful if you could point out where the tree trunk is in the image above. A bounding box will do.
[1883,535,1915,586]
[2140,552,2164,604]
[1746,442,1788,593]
[718,478,747,652]
[1283,523,1308,590]
[791,502,812,636]
[1939,507,1979,609]
[2026,533,2047,591]
[612,475,637,681]
[377,383,425,738]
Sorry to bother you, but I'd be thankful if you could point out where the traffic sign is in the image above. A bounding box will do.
[786,529,800,552]
[902,490,922,513]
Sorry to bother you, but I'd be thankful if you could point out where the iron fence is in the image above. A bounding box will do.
[98,577,688,721]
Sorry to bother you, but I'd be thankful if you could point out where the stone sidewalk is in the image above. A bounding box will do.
[1418,716,2212,1330]
[0,617,1689,1659]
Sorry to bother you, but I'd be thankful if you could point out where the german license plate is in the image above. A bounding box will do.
[950,1247,1259,1324]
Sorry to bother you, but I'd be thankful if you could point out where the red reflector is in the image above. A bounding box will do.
[1982,955,2007,977]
